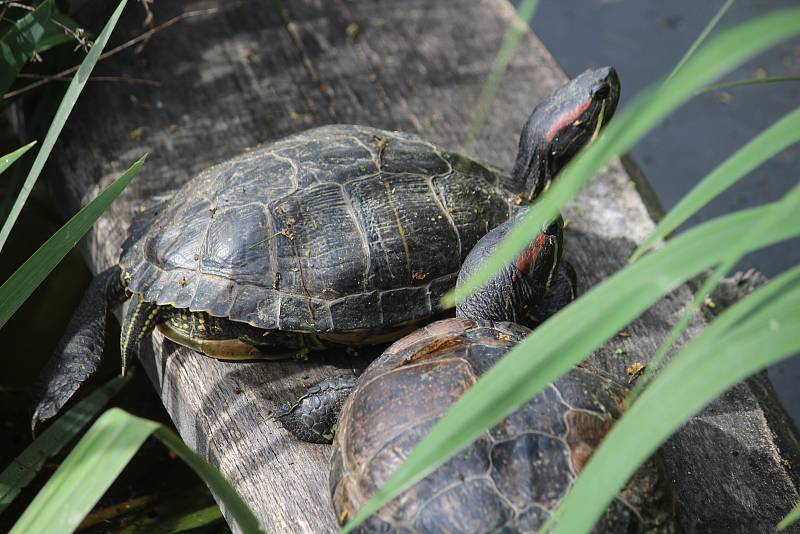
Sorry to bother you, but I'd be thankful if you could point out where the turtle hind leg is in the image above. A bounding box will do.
[276,374,359,444]
[31,265,126,431]
[120,293,162,375]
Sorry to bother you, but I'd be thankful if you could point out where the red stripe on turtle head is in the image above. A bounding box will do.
[513,233,548,284]
[545,97,592,143]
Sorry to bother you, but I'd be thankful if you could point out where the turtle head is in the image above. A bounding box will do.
[512,66,620,200]
[455,212,563,326]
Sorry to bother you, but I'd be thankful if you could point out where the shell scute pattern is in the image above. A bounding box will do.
[331,319,676,532]
[120,125,516,334]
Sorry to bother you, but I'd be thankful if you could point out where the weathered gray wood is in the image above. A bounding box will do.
[46,0,800,532]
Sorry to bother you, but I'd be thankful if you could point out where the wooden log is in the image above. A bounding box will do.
[46,1,800,532]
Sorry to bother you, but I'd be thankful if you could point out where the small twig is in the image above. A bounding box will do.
[2,7,218,100]
[1,2,35,12]
[16,72,160,86]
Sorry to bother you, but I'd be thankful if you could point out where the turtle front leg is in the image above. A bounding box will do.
[276,374,359,444]
[31,265,127,430]
[120,292,162,375]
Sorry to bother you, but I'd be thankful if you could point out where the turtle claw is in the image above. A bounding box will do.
[30,266,125,431]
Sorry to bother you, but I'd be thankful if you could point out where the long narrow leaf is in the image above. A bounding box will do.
[632,179,800,395]
[665,0,735,83]
[546,271,800,533]
[0,0,54,95]
[779,501,800,531]
[463,0,539,153]
[341,201,800,532]
[9,408,156,534]
[153,428,262,533]
[551,184,800,527]
[0,0,128,253]
[10,408,262,534]
[0,154,145,330]
[700,75,800,94]
[0,142,37,176]
[0,375,129,514]
[632,106,800,261]
[447,8,800,307]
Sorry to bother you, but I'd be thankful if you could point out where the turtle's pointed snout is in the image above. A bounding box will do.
[590,66,619,97]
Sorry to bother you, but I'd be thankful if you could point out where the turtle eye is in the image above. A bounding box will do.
[592,83,610,99]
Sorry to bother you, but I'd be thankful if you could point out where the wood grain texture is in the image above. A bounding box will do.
[45,0,800,532]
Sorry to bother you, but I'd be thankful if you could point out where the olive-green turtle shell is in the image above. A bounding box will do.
[120,125,519,334]
[330,318,679,532]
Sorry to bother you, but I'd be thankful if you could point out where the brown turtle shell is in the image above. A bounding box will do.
[119,125,518,337]
[330,318,679,532]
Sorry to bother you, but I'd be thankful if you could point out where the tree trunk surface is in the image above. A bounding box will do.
[46,1,799,532]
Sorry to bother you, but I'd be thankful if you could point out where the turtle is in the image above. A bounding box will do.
[31,67,620,428]
[278,215,679,533]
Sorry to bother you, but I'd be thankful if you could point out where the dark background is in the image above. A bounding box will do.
[526,0,800,424]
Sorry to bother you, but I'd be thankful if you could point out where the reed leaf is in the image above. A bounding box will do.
[0,0,128,253]
[632,106,800,261]
[0,375,129,515]
[9,408,263,534]
[446,8,800,309]
[0,154,145,330]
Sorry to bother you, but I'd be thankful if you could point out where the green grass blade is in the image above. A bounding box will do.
[632,106,800,261]
[161,505,224,533]
[0,0,54,95]
[463,0,539,153]
[0,375,129,514]
[545,271,800,533]
[779,501,800,530]
[699,75,800,94]
[446,8,800,308]
[153,428,263,534]
[0,154,145,331]
[9,408,263,534]
[9,408,157,534]
[665,0,735,83]
[340,201,800,532]
[631,179,800,395]
[0,141,37,176]
[0,0,128,254]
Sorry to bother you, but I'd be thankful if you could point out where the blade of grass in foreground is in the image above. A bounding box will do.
[340,201,800,532]
[664,0,735,83]
[631,177,800,397]
[0,0,128,254]
[0,375,129,514]
[446,8,800,308]
[0,154,145,331]
[632,106,800,261]
[699,75,800,94]
[9,408,263,534]
[463,0,539,154]
[779,501,800,531]
[0,142,37,176]
[544,268,800,533]
[548,182,800,530]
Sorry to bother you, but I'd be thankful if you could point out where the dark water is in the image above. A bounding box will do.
[522,0,800,424]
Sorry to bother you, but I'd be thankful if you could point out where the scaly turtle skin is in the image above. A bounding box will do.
[32,67,619,428]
